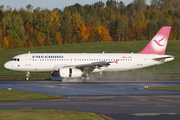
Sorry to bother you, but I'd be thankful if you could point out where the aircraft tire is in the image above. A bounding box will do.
[86,77,90,81]
[25,77,29,81]
[81,76,85,80]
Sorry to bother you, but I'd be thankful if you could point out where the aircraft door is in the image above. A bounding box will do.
[137,56,143,65]
[25,55,31,66]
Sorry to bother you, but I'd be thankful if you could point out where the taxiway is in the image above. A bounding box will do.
[0,79,180,120]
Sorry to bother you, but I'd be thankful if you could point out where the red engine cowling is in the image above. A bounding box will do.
[59,68,82,78]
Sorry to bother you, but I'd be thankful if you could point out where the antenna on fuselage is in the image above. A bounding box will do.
[28,51,31,54]
[103,51,105,54]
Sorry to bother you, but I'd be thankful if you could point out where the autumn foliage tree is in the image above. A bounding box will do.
[0,0,180,50]
[95,24,112,42]
[78,23,90,42]
[56,32,63,45]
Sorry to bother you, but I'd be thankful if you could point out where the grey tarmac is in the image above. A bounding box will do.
[0,79,180,120]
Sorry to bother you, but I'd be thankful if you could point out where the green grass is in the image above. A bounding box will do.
[0,110,104,120]
[147,86,180,91]
[0,89,63,101]
[0,40,180,79]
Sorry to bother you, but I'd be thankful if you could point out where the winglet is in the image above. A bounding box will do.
[139,26,171,55]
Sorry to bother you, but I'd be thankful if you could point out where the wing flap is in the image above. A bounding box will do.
[61,60,119,74]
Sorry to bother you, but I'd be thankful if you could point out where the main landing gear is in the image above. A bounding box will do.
[25,72,30,81]
[81,74,90,81]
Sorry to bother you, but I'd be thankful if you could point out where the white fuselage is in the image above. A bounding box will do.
[4,53,174,73]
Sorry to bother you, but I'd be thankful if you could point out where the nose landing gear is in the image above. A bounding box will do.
[25,72,30,81]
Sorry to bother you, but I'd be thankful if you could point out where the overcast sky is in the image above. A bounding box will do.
[1,0,151,10]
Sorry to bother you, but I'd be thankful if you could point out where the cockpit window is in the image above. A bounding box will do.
[11,58,20,61]
[11,58,15,61]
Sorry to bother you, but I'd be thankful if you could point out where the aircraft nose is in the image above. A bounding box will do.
[4,62,11,70]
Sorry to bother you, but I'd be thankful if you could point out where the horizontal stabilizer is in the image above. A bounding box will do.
[153,56,174,62]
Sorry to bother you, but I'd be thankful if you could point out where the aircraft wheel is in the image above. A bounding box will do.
[86,77,90,81]
[25,72,30,81]
[25,77,29,81]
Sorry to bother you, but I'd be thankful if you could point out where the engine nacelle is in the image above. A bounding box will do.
[59,68,82,78]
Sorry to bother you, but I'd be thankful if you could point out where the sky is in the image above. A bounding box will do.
[1,0,151,10]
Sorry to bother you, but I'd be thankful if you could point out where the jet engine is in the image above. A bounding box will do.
[52,68,82,78]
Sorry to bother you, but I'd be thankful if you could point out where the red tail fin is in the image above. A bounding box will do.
[139,26,171,55]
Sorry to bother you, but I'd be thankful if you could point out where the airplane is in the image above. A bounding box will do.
[4,26,174,81]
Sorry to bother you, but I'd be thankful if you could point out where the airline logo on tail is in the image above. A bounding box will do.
[154,37,165,47]
[139,26,171,55]
[151,35,167,52]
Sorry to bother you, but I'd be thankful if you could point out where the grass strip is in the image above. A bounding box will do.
[0,89,63,101]
[147,86,180,91]
[0,110,104,120]
[0,41,180,79]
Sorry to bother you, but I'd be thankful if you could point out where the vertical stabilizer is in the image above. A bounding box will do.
[139,26,171,55]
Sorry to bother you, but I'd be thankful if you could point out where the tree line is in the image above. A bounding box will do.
[0,0,180,50]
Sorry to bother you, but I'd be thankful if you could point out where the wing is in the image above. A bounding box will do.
[65,60,119,74]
